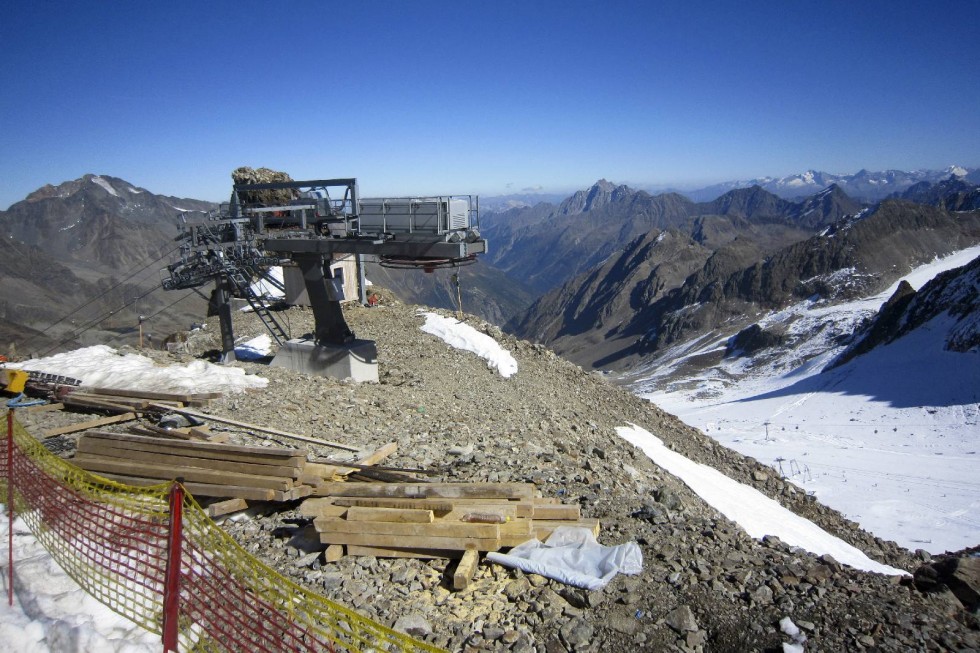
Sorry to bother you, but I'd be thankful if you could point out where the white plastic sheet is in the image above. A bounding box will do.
[486,526,642,590]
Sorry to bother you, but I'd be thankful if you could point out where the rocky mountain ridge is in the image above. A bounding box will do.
[511,197,980,371]
[0,174,215,355]
[480,181,857,296]
[684,165,979,202]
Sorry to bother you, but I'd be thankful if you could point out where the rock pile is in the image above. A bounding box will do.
[37,293,980,651]
[231,166,297,206]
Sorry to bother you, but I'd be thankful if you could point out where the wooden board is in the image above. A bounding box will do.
[316,482,536,500]
[314,516,501,539]
[525,518,601,544]
[71,454,294,491]
[298,498,348,519]
[61,395,142,413]
[42,413,137,438]
[127,426,192,440]
[85,471,278,501]
[83,386,222,402]
[345,544,461,560]
[345,506,434,523]
[327,498,457,514]
[67,392,152,410]
[25,402,64,413]
[207,498,248,518]
[82,431,305,462]
[453,549,480,590]
[531,504,581,520]
[76,440,303,479]
[317,531,501,552]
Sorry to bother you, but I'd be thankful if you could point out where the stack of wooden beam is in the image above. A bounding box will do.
[300,482,599,561]
[72,431,312,501]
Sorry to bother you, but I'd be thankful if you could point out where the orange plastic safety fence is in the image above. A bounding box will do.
[2,411,444,653]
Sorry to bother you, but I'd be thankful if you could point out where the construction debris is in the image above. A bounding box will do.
[72,431,312,502]
[299,482,599,561]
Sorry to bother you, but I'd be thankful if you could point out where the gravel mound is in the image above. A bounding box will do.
[32,291,980,651]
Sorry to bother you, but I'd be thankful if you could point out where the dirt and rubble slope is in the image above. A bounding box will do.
[35,292,978,652]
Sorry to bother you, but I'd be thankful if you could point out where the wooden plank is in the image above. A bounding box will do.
[286,485,314,500]
[453,549,480,590]
[61,395,141,413]
[345,544,461,560]
[298,500,348,519]
[315,482,536,500]
[318,531,500,551]
[86,471,278,501]
[76,440,303,479]
[82,431,305,461]
[443,505,518,521]
[327,498,456,514]
[303,462,341,481]
[71,454,294,490]
[345,506,434,524]
[531,504,581,520]
[207,498,248,518]
[359,442,397,465]
[314,516,500,539]
[68,392,152,410]
[148,404,358,451]
[348,469,429,483]
[84,386,223,402]
[25,402,64,413]
[42,412,137,438]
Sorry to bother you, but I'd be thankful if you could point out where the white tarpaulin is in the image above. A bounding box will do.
[486,526,642,590]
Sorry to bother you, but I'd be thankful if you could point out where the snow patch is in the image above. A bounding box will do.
[90,176,119,197]
[419,312,518,378]
[14,345,268,394]
[615,425,907,575]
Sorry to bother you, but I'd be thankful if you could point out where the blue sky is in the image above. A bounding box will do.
[2,1,978,208]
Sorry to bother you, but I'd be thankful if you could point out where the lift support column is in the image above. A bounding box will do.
[270,253,378,382]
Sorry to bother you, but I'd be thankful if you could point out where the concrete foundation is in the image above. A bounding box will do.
[270,338,378,383]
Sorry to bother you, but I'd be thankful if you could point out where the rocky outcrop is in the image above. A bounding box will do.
[831,254,980,368]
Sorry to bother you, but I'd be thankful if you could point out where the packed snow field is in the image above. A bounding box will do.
[633,246,980,554]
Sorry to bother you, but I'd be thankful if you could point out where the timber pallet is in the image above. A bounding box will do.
[300,482,600,578]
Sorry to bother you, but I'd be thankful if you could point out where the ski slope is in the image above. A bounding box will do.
[633,246,980,554]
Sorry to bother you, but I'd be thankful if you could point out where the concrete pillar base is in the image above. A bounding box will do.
[270,338,378,383]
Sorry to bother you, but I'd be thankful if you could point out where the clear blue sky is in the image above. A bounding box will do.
[2,1,978,208]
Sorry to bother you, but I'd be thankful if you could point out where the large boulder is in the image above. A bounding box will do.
[913,554,980,612]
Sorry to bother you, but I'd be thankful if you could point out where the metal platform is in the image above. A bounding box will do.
[270,338,378,383]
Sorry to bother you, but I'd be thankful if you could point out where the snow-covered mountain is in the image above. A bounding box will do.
[629,246,980,553]
[684,166,977,202]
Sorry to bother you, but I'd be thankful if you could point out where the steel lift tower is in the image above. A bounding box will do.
[162,177,487,382]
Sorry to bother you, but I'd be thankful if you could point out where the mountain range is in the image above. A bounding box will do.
[2,167,979,373]
[479,165,979,209]
[504,182,980,371]
[0,174,214,355]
